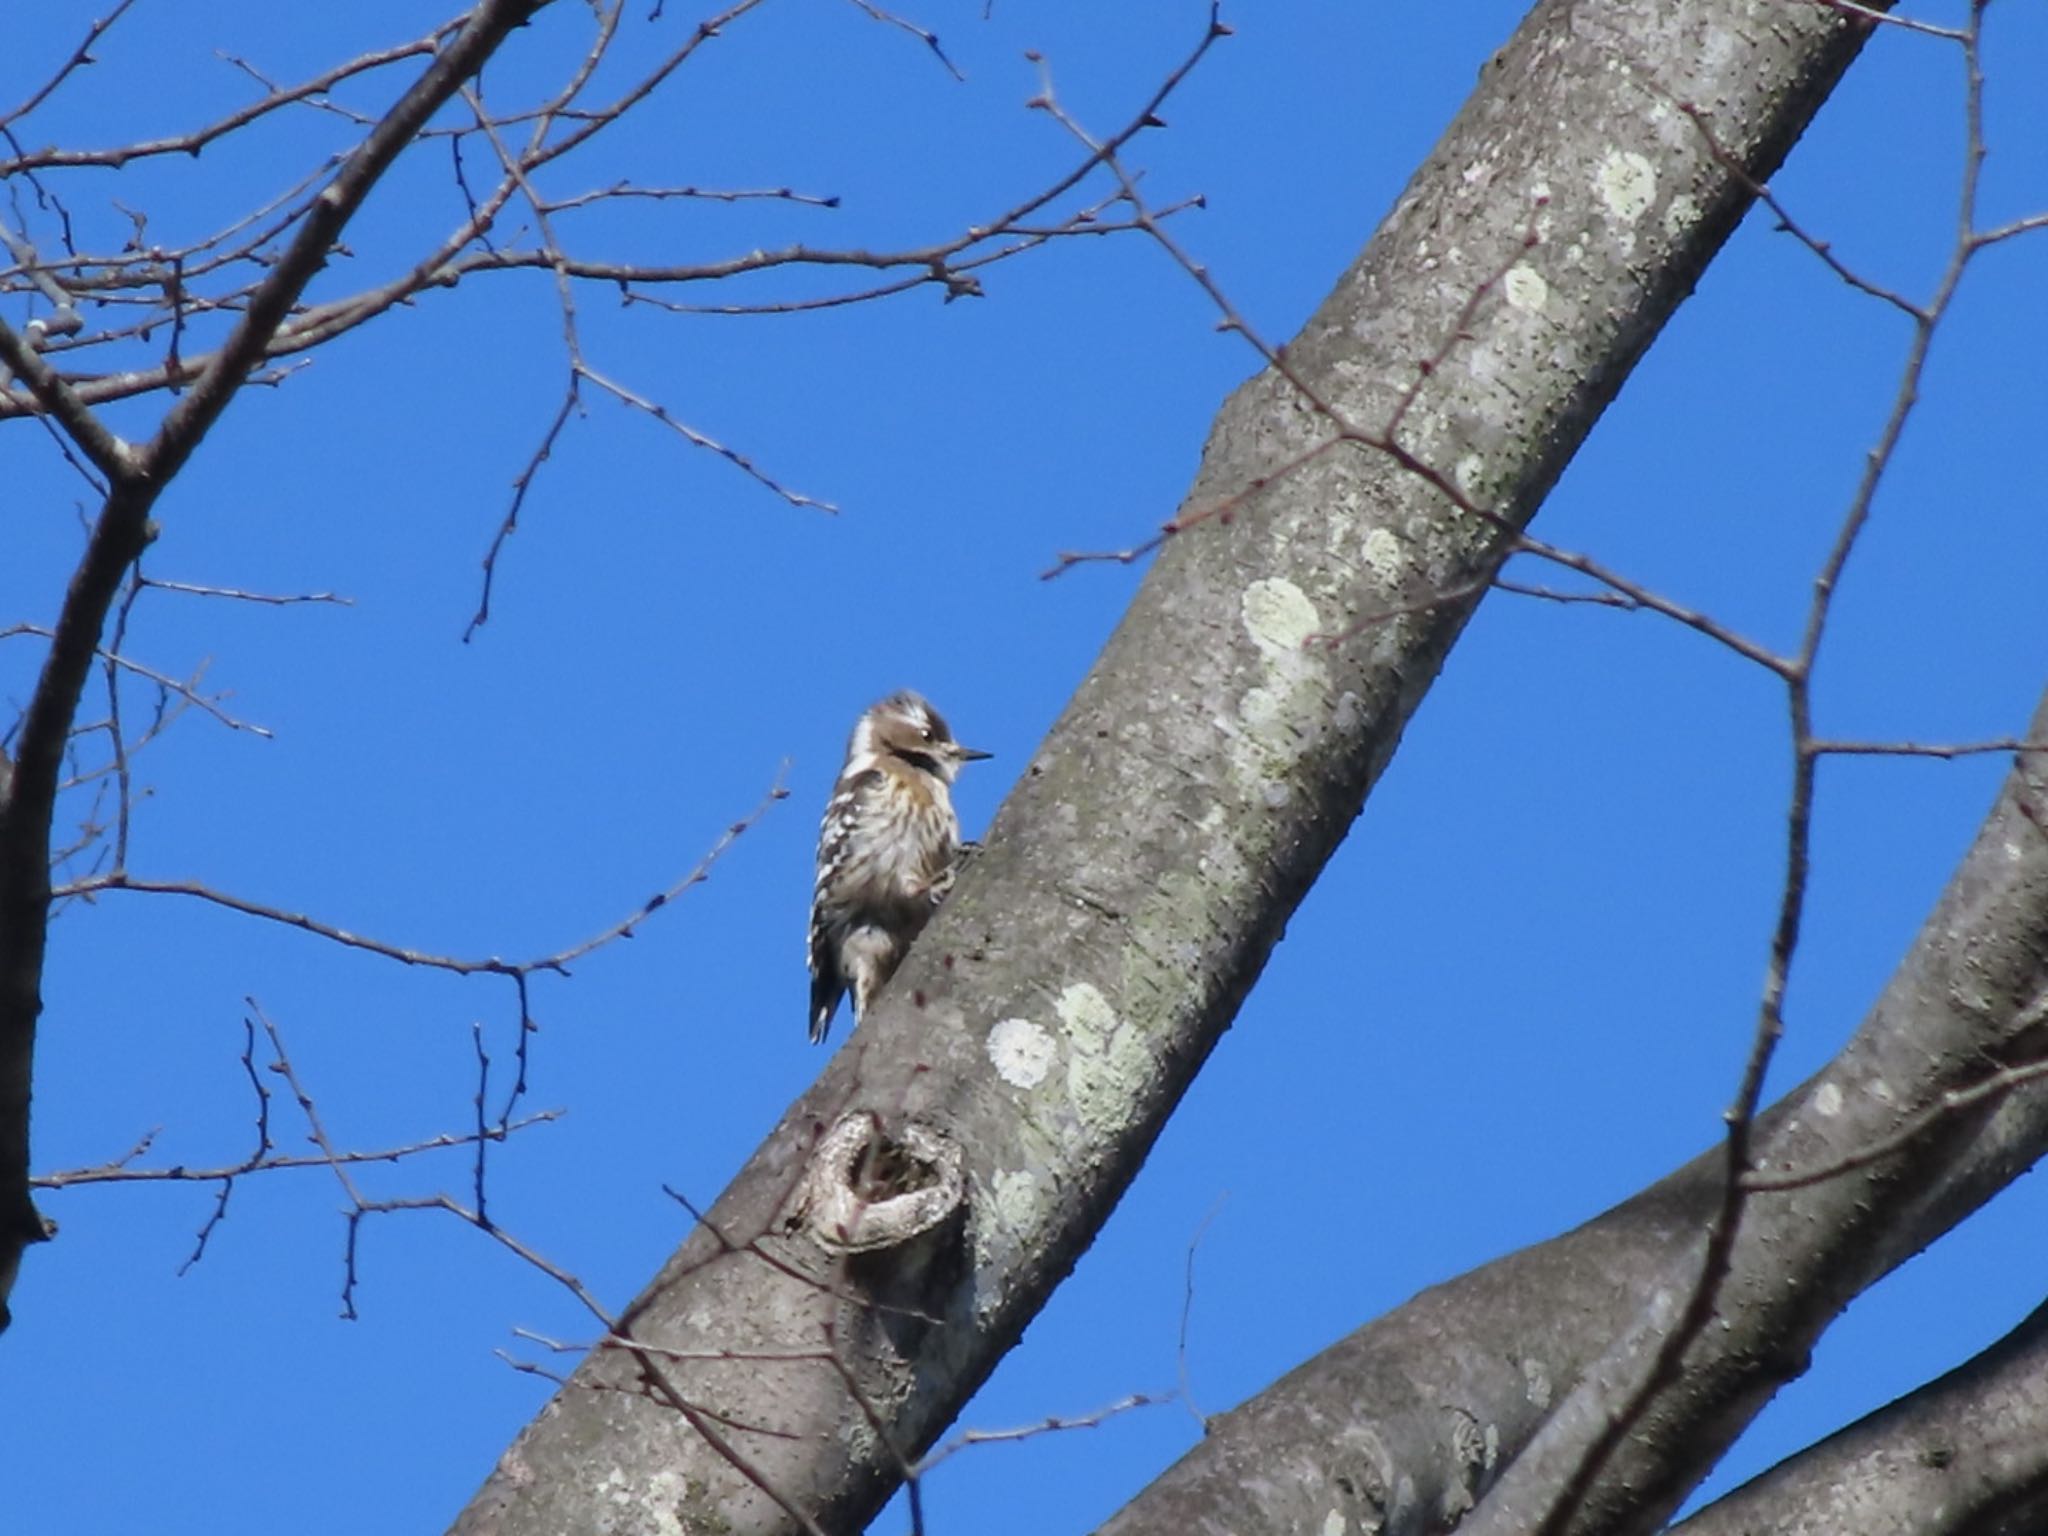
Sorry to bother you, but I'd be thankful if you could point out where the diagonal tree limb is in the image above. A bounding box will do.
[0,317,134,479]
[449,1,1892,1529]
[1099,687,2048,1536]
[1669,1293,2048,1536]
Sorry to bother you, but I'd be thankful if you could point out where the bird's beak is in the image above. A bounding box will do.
[955,745,994,763]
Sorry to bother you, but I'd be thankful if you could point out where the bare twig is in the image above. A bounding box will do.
[581,366,837,513]
[1528,8,2032,1530]
[0,0,1221,423]
[1,624,270,739]
[137,576,351,607]
[53,765,789,978]
[842,0,965,81]
[1178,1195,1225,1431]
[912,1392,1167,1477]
[34,1114,563,1191]
[1,21,458,174]
[0,0,144,133]
[1746,1034,2048,1195]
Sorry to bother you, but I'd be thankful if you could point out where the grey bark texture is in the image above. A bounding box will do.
[1671,1296,2048,1536]
[1100,687,2048,1536]
[448,1,1906,1531]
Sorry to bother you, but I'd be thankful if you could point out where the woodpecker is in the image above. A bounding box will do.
[808,691,991,1044]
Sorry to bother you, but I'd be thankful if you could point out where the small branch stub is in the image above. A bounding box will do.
[791,1113,964,1253]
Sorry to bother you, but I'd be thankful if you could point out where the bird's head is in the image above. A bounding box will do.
[854,690,991,783]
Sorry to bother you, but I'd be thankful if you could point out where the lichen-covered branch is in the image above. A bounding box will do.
[448,1,1888,1529]
[1099,685,2048,1536]
[1671,1295,2048,1536]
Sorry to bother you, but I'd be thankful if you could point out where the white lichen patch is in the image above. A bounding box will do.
[1522,1356,1553,1408]
[1239,683,1285,734]
[1597,148,1656,223]
[1361,526,1406,585]
[603,1465,696,1530]
[1322,1511,1348,1536]
[1455,452,1488,499]
[1060,982,1148,1138]
[1241,577,1320,657]
[638,1471,689,1536]
[989,1167,1047,1235]
[1502,261,1548,313]
[1057,980,1117,1038]
[839,1410,881,1460]
[987,1016,1056,1089]
[1229,577,1330,796]
[1663,193,1701,239]
[1813,1081,1845,1118]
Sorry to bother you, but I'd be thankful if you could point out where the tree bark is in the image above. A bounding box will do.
[1099,686,2048,1536]
[449,1,1890,1530]
[1672,1295,2048,1536]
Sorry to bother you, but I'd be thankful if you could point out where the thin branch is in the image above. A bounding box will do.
[1498,535,1793,677]
[141,0,552,491]
[1808,736,2048,761]
[1804,0,1968,43]
[911,1392,1167,1477]
[0,0,1220,421]
[540,180,841,213]
[35,1114,562,1189]
[52,766,789,978]
[842,0,964,81]
[1745,1054,2048,1194]
[0,20,459,174]
[0,625,270,738]
[136,576,351,607]
[1177,1195,1224,1431]
[0,0,144,132]
[581,366,838,514]
[0,316,134,478]
[466,378,579,642]
[1673,100,1923,317]
[1526,8,2019,1528]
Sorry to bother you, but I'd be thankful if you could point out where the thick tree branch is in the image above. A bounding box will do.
[1672,1295,2048,1536]
[449,1,1887,1529]
[0,478,156,1329]
[0,317,134,479]
[1101,689,2048,1536]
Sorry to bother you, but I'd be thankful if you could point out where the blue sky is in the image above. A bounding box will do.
[6,2,2047,1532]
